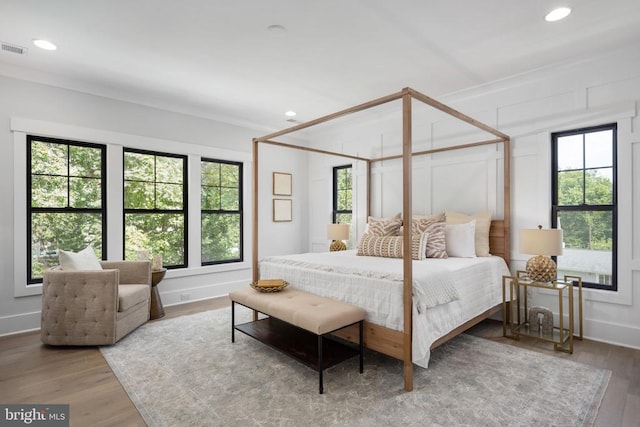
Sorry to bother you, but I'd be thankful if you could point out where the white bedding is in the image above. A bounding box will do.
[259,250,510,368]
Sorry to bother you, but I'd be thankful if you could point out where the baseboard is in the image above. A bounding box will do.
[0,280,248,337]
[492,305,640,351]
[0,311,41,337]
[582,318,640,350]
[160,279,246,307]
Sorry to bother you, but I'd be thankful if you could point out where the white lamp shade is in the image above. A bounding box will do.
[519,227,563,256]
[327,223,350,240]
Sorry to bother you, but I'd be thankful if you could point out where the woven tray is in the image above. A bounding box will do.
[250,281,289,293]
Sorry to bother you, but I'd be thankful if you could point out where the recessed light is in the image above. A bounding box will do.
[267,25,287,34]
[285,111,297,117]
[33,39,57,50]
[545,7,571,22]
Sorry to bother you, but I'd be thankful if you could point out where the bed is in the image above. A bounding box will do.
[251,87,511,391]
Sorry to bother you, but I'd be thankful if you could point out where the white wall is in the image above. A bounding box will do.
[0,75,308,335]
[305,44,640,349]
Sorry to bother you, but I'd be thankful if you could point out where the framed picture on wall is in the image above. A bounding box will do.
[273,172,292,196]
[273,199,292,222]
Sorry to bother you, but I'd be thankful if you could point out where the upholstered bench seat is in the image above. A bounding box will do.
[229,287,365,335]
[229,286,365,394]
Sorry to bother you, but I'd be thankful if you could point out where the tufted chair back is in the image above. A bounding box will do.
[41,261,151,346]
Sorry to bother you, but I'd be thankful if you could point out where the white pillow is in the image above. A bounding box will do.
[445,211,492,256]
[58,246,103,270]
[445,220,477,258]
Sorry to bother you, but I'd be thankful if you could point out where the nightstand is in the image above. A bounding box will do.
[502,271,583,353]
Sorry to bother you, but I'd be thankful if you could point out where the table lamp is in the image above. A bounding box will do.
[519,225,563,282]
[327,223,350,251]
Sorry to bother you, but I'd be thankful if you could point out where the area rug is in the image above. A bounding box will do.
[101,307,610,427]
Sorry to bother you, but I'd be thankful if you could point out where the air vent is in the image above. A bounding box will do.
[1,42,28,55]
[286,118,300,124]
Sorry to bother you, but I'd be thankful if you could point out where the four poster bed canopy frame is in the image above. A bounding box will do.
[252,87,511,391]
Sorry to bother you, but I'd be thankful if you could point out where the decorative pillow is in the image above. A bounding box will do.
[445,211,492,256]
[357,232,428,260]
[367,219,402,237]
[358,235,403,258]
[411,213,448,258]
[410,232,429,260]
[58,246,103,270]
[445,220,477,258]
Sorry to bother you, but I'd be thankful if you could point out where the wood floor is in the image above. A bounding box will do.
[1,297,638,427]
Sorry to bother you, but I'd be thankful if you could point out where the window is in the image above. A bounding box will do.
[201,159,243,265]
[551,124,617,290]
[27,136,106,283]
[333,165,352,224]
[124,149,187,269]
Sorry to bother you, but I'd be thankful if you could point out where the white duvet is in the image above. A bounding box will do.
[259,250,510,368]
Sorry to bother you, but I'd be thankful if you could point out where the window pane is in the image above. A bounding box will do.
[201,186,220,210]
[32,175,67,207]
[32,141,67,175]
[220,163,239,186]
[156,183,183,209]
[221,188,239,210]
[558,210,612,250]
[585,168,613,205]
[557,210,613,283]
[336,213,352,225]
[31,212,103,280]
[201,162,220,186]
[70,177,102,208]
[556,134,583,171]
[557,170,583,205]
[585,130,613,169]
[201,213,241,263]
[124,181,155,209]
[69,145,102,177]
[124,152,154,181]
[338,189,352,210]
[156,156,183,184]
[125,213,185,266]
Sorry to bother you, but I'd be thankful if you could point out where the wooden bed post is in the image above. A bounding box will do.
[252,138,259,283]
[366,160,372,220]
[503,137,511,266]
[401,89,413,392]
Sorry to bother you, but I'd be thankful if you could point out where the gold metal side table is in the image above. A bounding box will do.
[502,271,583,353]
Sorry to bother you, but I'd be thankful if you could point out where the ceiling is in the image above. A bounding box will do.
[1,0,639,132]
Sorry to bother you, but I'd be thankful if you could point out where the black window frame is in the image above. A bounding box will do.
[551,123,617,291]
[123,148,188,269]
[200,158,243,266]
[27,135,107,284]
[332,164,353,224]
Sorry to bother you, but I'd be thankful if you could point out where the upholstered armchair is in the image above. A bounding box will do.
[41,261,152,346]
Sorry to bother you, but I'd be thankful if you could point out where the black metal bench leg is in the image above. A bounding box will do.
[359,321,364,373]
[231,301,235,343]
[318,335,324,394]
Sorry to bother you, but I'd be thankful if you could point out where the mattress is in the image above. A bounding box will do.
[259,250,510,368]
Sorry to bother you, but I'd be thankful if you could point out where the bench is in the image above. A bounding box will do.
[229,286,365,394]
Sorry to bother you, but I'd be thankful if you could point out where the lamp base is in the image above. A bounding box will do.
[526,255,557,282]
[330,240,347,251]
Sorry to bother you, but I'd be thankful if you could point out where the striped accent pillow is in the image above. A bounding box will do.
[367,218,402,237]
[411,213,448,258]
[411,231,429,260]
[357,232,428,260]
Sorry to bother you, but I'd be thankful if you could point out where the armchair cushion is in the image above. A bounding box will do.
[118,284,150,312]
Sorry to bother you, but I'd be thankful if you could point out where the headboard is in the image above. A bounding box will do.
[489,219,510,266]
